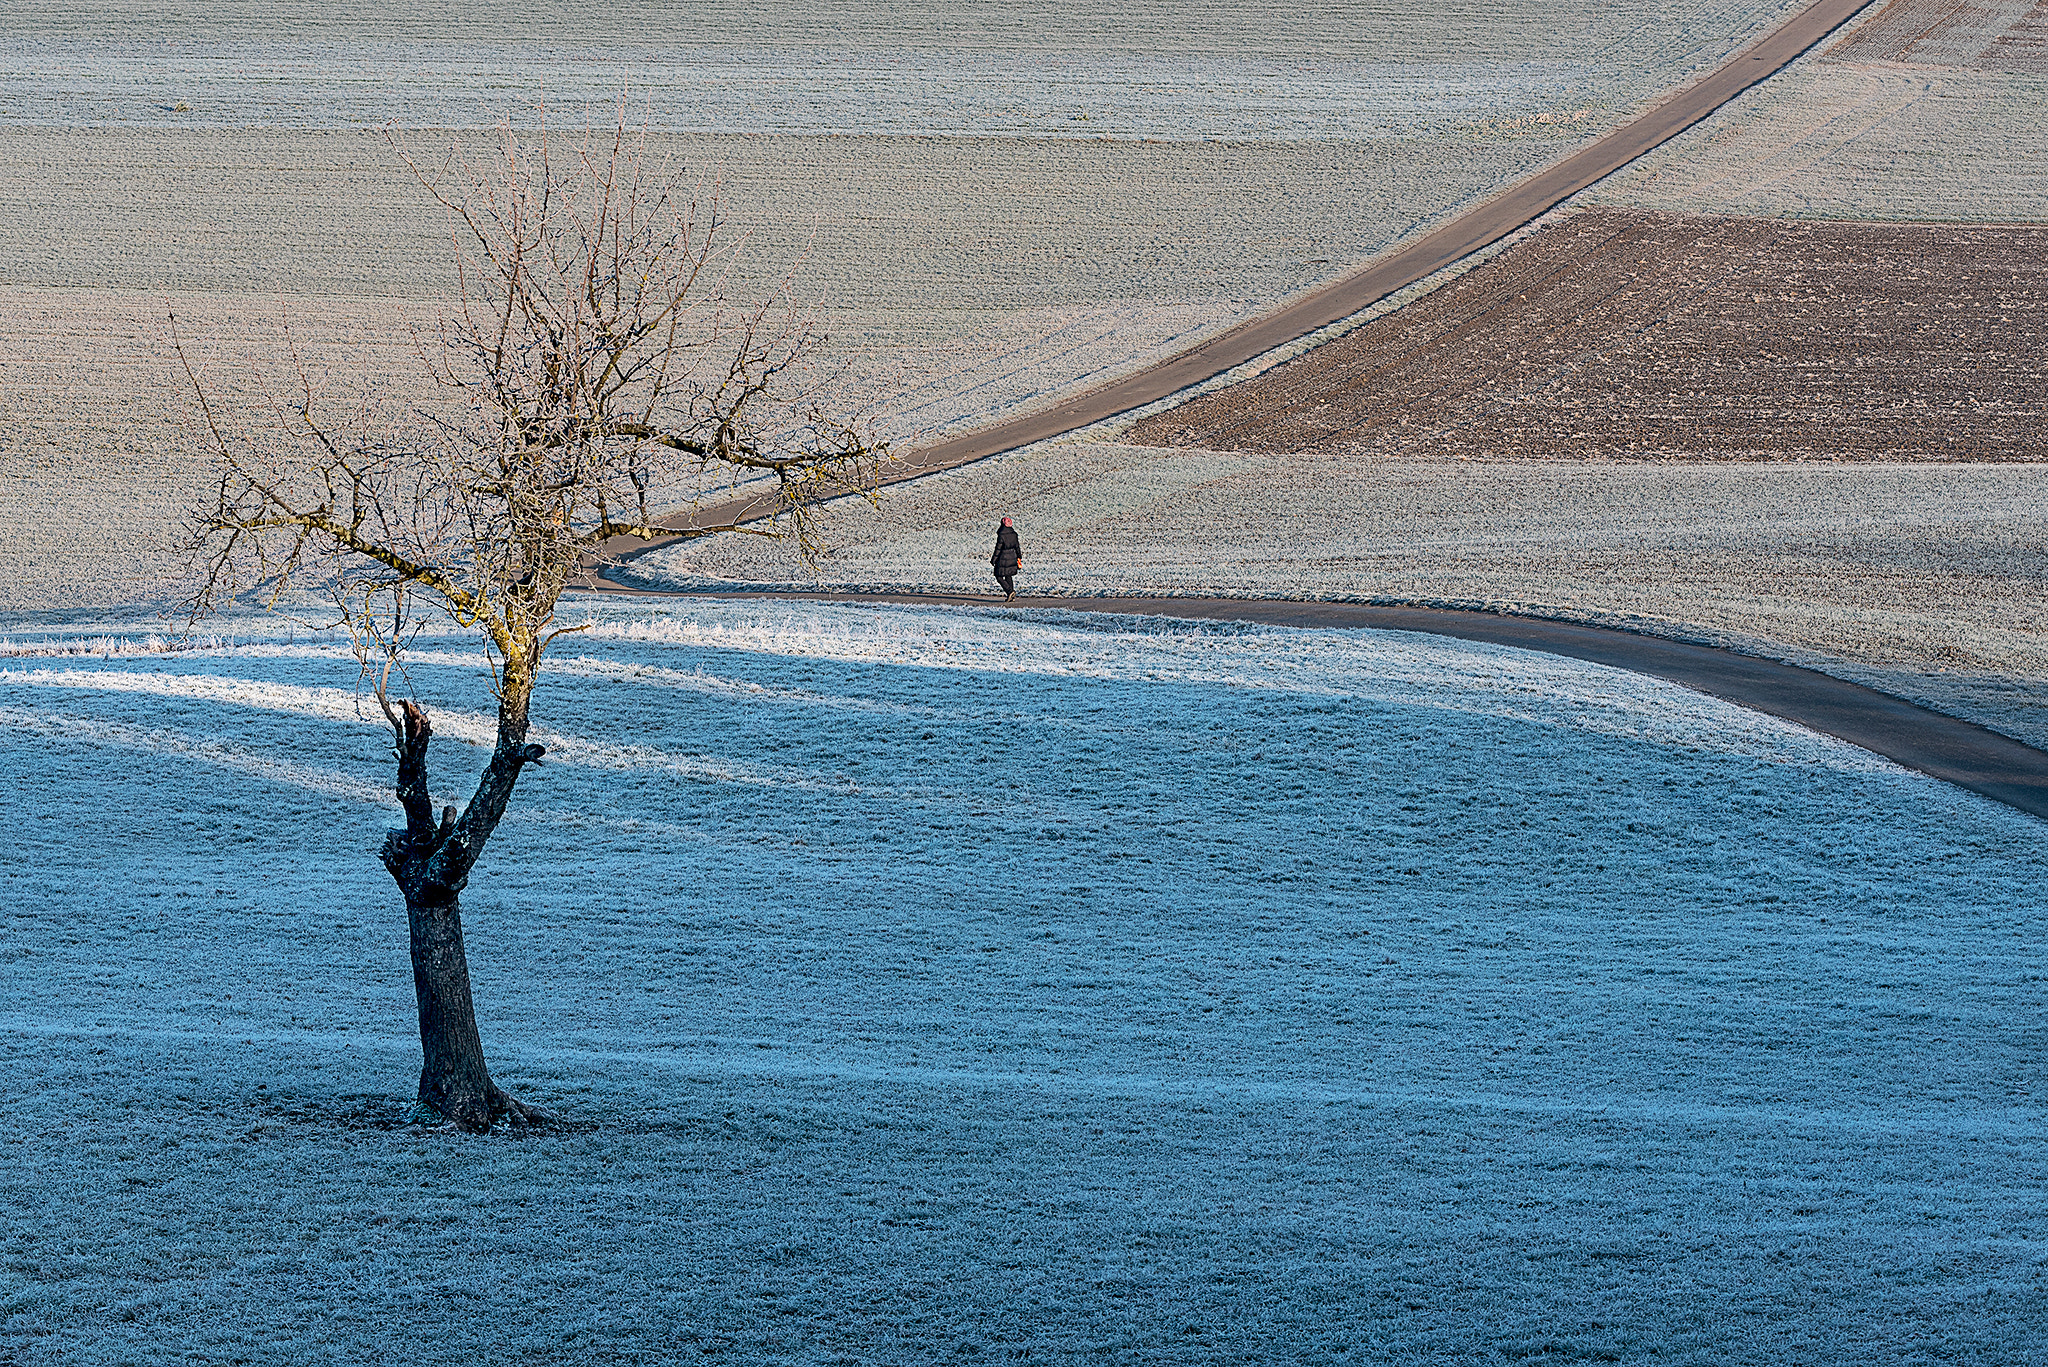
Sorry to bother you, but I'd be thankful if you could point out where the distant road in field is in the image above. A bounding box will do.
[592,0,1879,568]
[589,586,2048,824]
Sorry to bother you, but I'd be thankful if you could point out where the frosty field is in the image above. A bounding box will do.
[0,0,1814,614]
[5,600,2046,1362]
[8,1,2048,1356]
[1591,0,2048,222]
[2,0,1806,138]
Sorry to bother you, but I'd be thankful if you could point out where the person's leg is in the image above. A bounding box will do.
[998,573,1015,599]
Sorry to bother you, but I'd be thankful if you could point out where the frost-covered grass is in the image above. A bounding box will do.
[0,0,1822,620]
[1590,0,2048,224]
[2,0,1802,138]
[1590,60,2048,223]
[5,599,2045,1362]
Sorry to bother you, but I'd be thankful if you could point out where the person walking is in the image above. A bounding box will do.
[990,516,1022,602]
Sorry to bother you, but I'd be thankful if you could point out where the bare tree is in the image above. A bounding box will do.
[177,111,888,1132]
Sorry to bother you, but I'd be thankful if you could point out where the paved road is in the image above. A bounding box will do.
[593,0,1879,563]
[587,587,2048,823]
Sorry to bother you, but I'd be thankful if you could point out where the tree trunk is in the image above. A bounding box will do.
[406,889,505,1131]
[379,693,547,1132]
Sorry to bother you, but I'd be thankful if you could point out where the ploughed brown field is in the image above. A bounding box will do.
[1827,0,2048,72]
[1128,208,2048,462]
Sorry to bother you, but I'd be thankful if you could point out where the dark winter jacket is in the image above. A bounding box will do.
[991,525,1022,575]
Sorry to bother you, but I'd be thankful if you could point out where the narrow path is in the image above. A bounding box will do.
[593,0,1879,563]
[583,586,2048,823]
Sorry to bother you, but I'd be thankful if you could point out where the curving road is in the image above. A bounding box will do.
[589,588,2048,824]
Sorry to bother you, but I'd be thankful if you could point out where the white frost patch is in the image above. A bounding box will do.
[0,665,400,727]
[0,632,235,658]
[0,663,894,795]
[0,702,394,806]
[1589,41,2048,221]
[579,604,1904,770]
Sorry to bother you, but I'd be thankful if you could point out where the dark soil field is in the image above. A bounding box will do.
[1827,0,2048,73]
[1129,209,2048,462]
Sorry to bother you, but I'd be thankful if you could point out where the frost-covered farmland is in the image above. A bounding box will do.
[3,0,1805,138]
[0,0,1814,614]
[1591,0,2048,223]
[5,600,2044,1362]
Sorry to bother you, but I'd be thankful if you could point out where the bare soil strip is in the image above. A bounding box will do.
[595,0,1879,565]
[1127,209,2048,461]
[590,587,2048,822]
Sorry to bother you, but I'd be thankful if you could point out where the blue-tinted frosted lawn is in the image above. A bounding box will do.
[4,599,2043,1362]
